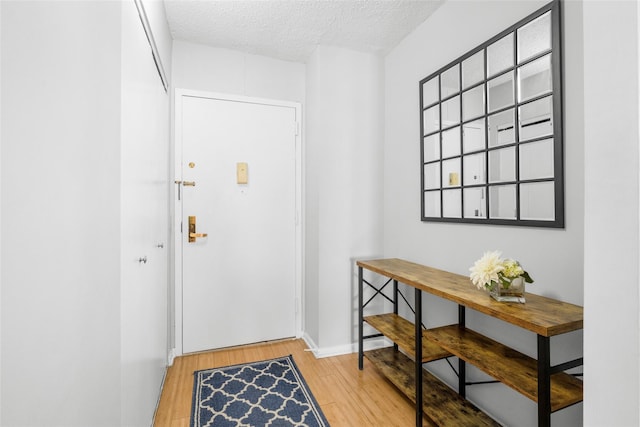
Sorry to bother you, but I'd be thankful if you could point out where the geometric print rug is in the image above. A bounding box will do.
[190,355,330,427]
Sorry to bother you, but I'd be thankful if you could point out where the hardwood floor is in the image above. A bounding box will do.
[153,338,431,426]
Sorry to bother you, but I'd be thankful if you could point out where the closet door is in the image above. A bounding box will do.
[120,1,169,425]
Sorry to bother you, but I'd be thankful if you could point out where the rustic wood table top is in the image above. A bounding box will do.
[357,258,583,337]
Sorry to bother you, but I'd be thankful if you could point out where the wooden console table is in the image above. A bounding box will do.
[357,258,583,427]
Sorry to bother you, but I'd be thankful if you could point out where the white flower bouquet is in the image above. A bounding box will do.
[469,250,534,293]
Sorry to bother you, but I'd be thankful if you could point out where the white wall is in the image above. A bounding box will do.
[172,40,305,102]
[1,1,172,425]
[0,2,4,423]
[305,46,384,354]
[384,1,583,425]
[0,2,3,423]
[583,1,640,426]
[1,2,122,425]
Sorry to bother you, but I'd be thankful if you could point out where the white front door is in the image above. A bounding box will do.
[176,91,301,354]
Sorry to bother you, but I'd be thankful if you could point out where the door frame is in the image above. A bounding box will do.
[172,88,304,357]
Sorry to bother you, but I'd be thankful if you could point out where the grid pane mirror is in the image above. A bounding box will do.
[419,0,563,227]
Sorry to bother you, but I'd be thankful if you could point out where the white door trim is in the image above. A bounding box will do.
[173,88,303,357]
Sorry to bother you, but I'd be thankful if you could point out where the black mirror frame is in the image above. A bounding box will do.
[419,0,564,228]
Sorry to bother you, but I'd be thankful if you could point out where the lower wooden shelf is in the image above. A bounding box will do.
[364,313,451,362]
[365,347,500,427]
[424,325,583,412]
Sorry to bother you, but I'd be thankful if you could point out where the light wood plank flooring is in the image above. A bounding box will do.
[153,338,432,426]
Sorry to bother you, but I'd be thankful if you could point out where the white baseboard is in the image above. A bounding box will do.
[167,348,176,366]
[301,333,392,358]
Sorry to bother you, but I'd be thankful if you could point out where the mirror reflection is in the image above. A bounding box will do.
[423,105,440,135]
[462,85,484,121]
[441,65,460,98]
[424,191,441,217]
[424,163,440,190]
[520,181,554,220]
[463,119,485,152]
[518,54,552,102]
[442,96,460,126]
[488,72,514,112]
[489,185,516,219]
[443,189,462,218]
[442,127,461,158]
[463,51,484,89]
[463,187,486,218]
[423,77,439,108]
[518,11,551,62]
[442,158,461,188]
[519,138,554,180]
[488,109,515,147]
[489,147,515,183]
[487,34,513,77]
[519,96,553,140]
[463,153,485,185]
[423,134,440,162]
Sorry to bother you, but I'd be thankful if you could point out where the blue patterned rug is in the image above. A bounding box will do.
[190,355,330,427]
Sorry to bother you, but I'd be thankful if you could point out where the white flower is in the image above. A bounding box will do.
[469,250,504,290]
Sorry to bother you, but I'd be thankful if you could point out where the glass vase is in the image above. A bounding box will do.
[490,277,526,303]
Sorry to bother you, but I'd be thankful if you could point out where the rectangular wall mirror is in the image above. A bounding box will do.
[419,0,563,227]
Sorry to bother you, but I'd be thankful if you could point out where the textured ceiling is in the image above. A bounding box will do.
[163,0,443,63]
